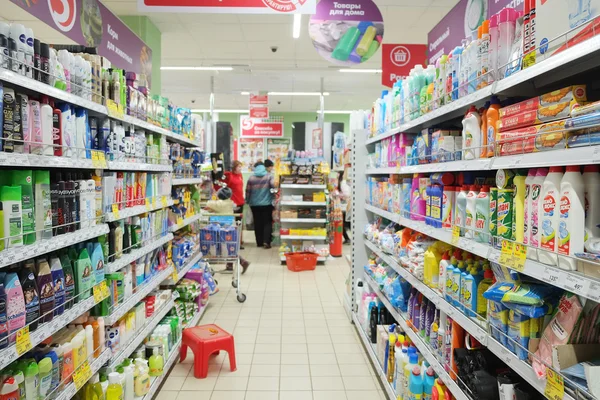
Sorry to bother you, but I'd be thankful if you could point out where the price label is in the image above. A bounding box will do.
[72,360,92,390]
[177,217,184,226]
[152,197,157,209]
[16,326,32,355]
[111,204,120,219]
[564,274,590,296]
[511,243,527,272]
[97,151,107,168]
[588,282,600,302]
[106,99,125,119]
[93,281,109,303]
[100,281,110,299]
[161,196,168,207]
[172,270,179,282]
[145,198,151,211]
[498,240,514,266]
[451,226,460,245]
[543,268,563,285]
[545,369,565,400]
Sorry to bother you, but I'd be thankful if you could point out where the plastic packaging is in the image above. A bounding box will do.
[558,166,585,270]
[462,106,482,160]
[539,167,564,265]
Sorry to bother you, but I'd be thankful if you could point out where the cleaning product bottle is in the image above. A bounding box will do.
[437,313,446,363]
[444,254,456,303]
[455,185,468,235]
[134,359,150,396]
[403,352,419,396]
[106,372,123,400]
[408,365,423,400]
[539,167,564,266]
[438,251,451,296]
[496,170,515,242]
[465,185,478,239]
[528,168,548,259]
[479,101,490,158]
[475,185,490,243]
[462,106,481,160]
[123,364,134,400]
[38,357,52,398]
[387,330,397,383]
[477,269,494,317]
[478,20,490,88]
[148,347,163,377]
[24,361,39,400]
[524,169,537,246]
[395,345,408,398]
[486,96,501,158]
[558,166,585,270]
[0,376,19,400]
[411,174,426,221]
[513,171,527,243]
[423,366,435,400]
[584,165,600,239]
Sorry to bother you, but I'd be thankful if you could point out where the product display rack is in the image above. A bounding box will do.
[105,197,174,222]
[280,200,327,206]
[172,177,204,186]
[163,251,204,285]
[106,160,174,172]
[54,348,112,400]
[105,233,175,274]
[142,339,182,400]
[169,213,203,233]
[108,298,176,369]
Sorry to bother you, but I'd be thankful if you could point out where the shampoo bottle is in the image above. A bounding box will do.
[50,256,65,316]
[1,186,23,248]
[12,170,35,245]
[19,263,40,332]
[34,170,52,241]
[36,258,54,323]
[4,272,25,343]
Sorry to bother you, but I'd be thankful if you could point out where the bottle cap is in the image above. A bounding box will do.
[566,165,581,173]
[40,42,49,59]
[409,353,419,364]
[412,365,421,375]
[489,13,499,28]
[426,366,435,377]
[108,372,121,384]
[584,165,600,173]
[549,166,564,173]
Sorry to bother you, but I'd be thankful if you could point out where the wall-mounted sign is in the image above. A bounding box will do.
[13,0,152,84]
[308,0,384,66]
[249,93,269,119]
[381,44,427,88]
[138,0,316,14]
[240,116,284,138]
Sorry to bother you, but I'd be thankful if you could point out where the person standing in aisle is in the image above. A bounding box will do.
[264,159,274,174]
[246,161,275,249]
[338,170,352,244]
[222,160,246,249]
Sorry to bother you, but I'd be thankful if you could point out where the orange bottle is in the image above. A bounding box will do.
[486,96,501,157]
[480,102,490,158]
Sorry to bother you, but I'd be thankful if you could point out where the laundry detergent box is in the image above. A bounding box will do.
[432,130,460,162]
[499,85,587,118]
[536,0,600,60]
[415,128,434,164]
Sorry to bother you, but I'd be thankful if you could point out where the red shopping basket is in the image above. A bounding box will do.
[284,252,319,272]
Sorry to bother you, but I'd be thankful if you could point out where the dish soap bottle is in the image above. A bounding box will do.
[106,372,123,400]
[462,106,481,160]
[134,359,150,396]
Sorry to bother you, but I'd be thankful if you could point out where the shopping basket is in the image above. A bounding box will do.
[284,252,319,272]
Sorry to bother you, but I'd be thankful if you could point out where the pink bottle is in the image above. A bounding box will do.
[411,174,426,221]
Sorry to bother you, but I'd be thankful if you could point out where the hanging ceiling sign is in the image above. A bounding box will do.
[241,116,283,138]
[308,0,384,66]
[381,44,427,88]
[138,0,316,14]
[12,0,152,84]
[249,92,269,119]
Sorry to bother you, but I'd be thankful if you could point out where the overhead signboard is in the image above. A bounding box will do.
[138,0,316,14]
[381,44,427,88]
[249,92,269,119]
[240,116,284,138]
[12,0,152,84]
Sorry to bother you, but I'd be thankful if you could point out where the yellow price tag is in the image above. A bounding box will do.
[16,326,32,356]
[91,150,101,168]
[100,280,110,299]
[111,204,120,219]
[172,270,179,282]
[106,99,125,119]
[177,217,183,226]
[498,240,514,265]
[545,369,565,400]
[93,281,109,303]
[161,196,168,207]
[152,197,157,209]
[72,361,92,390]
[145,198,151,210]
[451,226,461,245]
[97,151,107,168]
[511,243,527,272]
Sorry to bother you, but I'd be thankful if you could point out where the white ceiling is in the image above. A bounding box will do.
[0,0,459,112]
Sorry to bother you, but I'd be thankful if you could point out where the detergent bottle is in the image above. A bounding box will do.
[423,367,436,400]
[584,165,600,239]
[528,168,548,259]
[396,346,409,399]
[451,260,464,308]
[394,343,406,396]
[432,379,450,400]
[486,96,501,158]
[455,185,468,235]
[477,268,494,317]
[411,174,426,221]
[403,351,419,396]
[539,167,564,266]
[513,171,527,243]
[438,251,451,296]
[462,106,481,160]
[558,166,585,271]
[465,185,478,239]
[524,169,538,246]
[408,365,423,400]
[479,101,490,158]
[450,46,463,100]
[475,185,490,243]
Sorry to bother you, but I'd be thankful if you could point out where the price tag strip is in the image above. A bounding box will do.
[545,369,565,400]
[105,233,174,274]
[105,198,174,222]
[55,349,112,400]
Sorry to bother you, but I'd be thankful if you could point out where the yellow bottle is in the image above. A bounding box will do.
[134,359,150,396]
[513,172,527,243]
[106,372,123,400]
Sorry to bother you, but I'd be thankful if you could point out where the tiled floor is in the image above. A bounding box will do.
[155,236,386,400]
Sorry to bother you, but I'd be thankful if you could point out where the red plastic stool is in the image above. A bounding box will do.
[180,324,237,378]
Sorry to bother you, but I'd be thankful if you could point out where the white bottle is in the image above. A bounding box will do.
[538,167,564,266]
[558,166,585,271]
[498,8,518,78]
[455,185,468,235]
[24,28,33,79]
[584,165,600,239]
[395,347,408,399]
[29,100,43,155]
[462,106,481,160]
[523,169,537,246]
[475,185,490,243]
[8,23,26,75]
[97,317,105,353]
[86,177,96,226]
[123,365,134,400]
[528,168,549,260]
[438,252,451,296]
[489,14,499,83]
[40,102,53,156]
[465,185,478,239]
[58,50,71,92]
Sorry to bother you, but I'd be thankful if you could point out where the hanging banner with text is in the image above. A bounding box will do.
[381,44,427,88]
[427,0,523,64]
[240,116,284,138]
[249,93,269,119]
[138,0,316,14]
[12,0,153,84]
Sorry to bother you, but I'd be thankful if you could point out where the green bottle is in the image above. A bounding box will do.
[12,170,35,245]
[148,348,164,377]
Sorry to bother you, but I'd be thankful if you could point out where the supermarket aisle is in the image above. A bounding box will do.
[155,240,386,400]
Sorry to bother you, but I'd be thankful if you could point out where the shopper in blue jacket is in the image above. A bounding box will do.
[246,161,276,249]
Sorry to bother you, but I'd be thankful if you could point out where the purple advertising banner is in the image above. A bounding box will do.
[427,0,523,64]
[11,0,152,84]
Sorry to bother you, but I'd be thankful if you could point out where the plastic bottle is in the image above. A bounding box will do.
[513,172,527,243]
[539,167,564,266]
[475,185,490,243]
[106,372,123,400]
[24,360,39,400]
[478,20,490,88]
[423,366,435,400]
[486,96,501,158]
[0,376,19,400]
[477,269,494,317]
[411,174,426,221]
[85,374,103,400]
[523,169,537,246]
[38,357,52,398]
[498,8,518,78]
[451,46,463,101]
[1,186,23,249]
[455,185,468,235]
[395,346,408,399]
[408,365,423,400]
[134,359,150,396]
[462,106,481,160]
[558,166,585,270]
[36,258,54,323]
[403,352,419,396]
[438,251,451,296]
[479,102,489,158]
[584,165,600,239]
[465,185,478,239]
[528,168,548,260]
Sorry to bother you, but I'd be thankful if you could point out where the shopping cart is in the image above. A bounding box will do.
[199,213,246,303]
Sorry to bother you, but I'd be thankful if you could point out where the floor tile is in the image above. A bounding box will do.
[245,391,279,400]
[253,353,281,365]
[313,391,347,400]
[310,364,341,377]
[247,376,280,391]
[210,391,246,400]
[250,364,280,377]
[281,364,311,377]
[311,376,345,391]
[342,376,378,391]
[181,376,217,391]
[156,390,179,400]
[281,353,309,365]
[280,376,312,391]
[161,377,186,391]
[214,376,249,391]
[176,392,212,400]
[279,391,313,400]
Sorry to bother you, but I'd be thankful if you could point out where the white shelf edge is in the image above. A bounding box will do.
[280,218,327,223]
[185,305,208,329]
[280,184,327,189]
[351,313,396,400]
[280,235,327,240]
[280,201,327,206]
[108,298,175,369]
[0,224,109,268]
[172,177,204,186]
[105,199,174,222]
[55,348,112,400]
[0,153,103,169]
[0,280,109,370]
[169,214,203,232]
[105,233,174,273]
[107,160,173,172]
[364,203,600,303]
[104,266,174,325]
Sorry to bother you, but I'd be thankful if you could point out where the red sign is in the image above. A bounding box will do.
[381,44,427,88]
[250,106,269,119]
[138,0,316,13]
[250,93,269,105]
[240,117,283,138]
[249,92,269,118]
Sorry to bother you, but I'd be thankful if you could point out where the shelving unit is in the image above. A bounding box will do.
[105,233,174,273]
[172,177,204,186]
[54,348,112,400]
[280,235,327,240]
[104,198,174,222]
[169,213,203,232]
